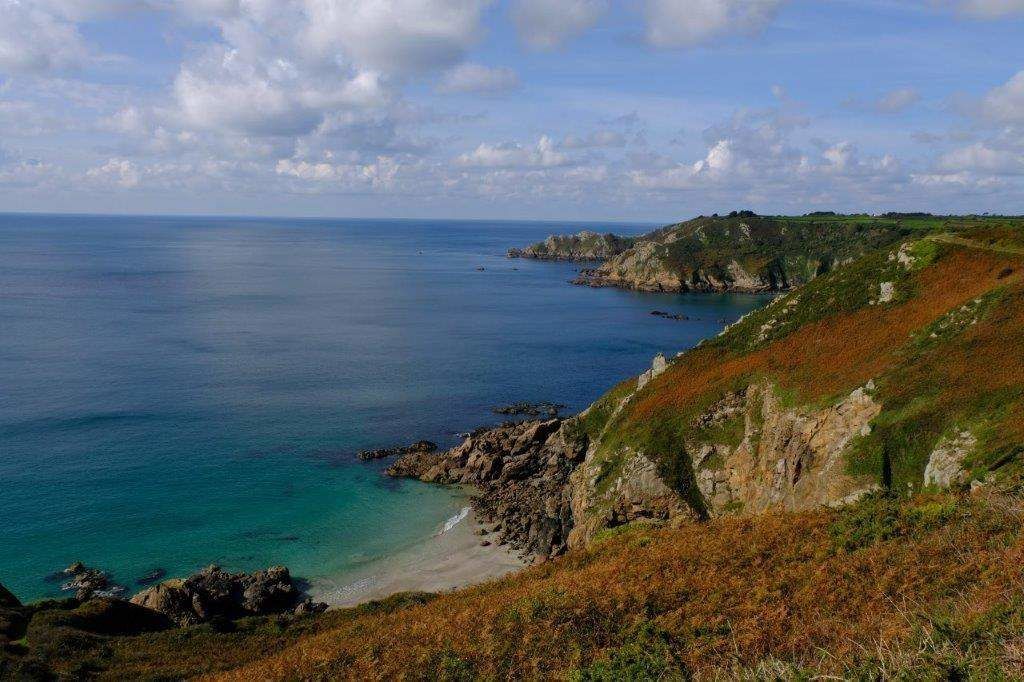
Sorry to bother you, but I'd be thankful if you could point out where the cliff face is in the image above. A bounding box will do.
[507,230,635,261]
[398,225,1024,556]
[573,215,913,292]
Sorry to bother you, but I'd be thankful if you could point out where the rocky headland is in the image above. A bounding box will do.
[514,213,913,293]
[506,230,635,261]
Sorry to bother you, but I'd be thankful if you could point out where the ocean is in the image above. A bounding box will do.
[0,214,767,601]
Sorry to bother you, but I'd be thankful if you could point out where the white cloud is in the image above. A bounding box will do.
[302,0,491,74]
[939,142,1024,174]
[511,0,608,50]
[643,0,787,49]
[436,63,519,94]
[456,136,569,168]
[85,158,140,188]
[979,70,1024,124]
[0,1,90,75]
[275,156,400,189]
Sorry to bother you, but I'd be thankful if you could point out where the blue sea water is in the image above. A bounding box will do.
[0,214,767,601]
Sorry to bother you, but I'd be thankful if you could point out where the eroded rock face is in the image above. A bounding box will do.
[693,381,882,515]
[387,419,587,558]
[924,430,977,488]
[130,565,313,626]
[567,446,694,550]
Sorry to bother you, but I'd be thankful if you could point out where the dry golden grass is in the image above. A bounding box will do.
[203,493,1024,680]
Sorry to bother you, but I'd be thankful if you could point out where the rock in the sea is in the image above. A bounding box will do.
[131,565,300,626]
[493,401,566,417]
[60,563,125,601]
[650,310,689,321]
[135,568,167,586]
[358,440,438,461]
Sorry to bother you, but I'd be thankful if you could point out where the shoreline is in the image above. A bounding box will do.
[309,503,526,608]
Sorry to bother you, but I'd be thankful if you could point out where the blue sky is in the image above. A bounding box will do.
[1,0,1023,221]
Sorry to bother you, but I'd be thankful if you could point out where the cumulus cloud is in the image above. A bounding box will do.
[85,157,140,188]
[643,0,787,49]
[938,142,1024,175]
[436,63,519,94]
[0,1,91,75]
[978,70,1024,124]
[275,156,400,189]
[511,0,608,50]
[456,136,569,168]
[302,0,491,74]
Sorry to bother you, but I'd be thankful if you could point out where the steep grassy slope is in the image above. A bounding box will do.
[580,222,1024,528]
[32,491,1017,680]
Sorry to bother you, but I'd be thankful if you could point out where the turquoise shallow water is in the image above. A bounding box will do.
[0,215,768,601]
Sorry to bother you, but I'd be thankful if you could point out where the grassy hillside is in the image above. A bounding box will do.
[5,216,1024,680]
[589,221,1024,514]
[19,491,1024,679]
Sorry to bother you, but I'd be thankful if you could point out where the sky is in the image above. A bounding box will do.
[1,0,1024,221]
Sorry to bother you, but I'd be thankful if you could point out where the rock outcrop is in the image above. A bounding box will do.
[131,565,319,626]
[358,440,437,461]
[924,430,977,488]
[60,562,126,600]
[507,230,635,261]
[691,381,883,516]
[387,419,588,558]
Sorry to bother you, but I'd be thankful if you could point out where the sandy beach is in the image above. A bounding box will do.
[311,507,526,608]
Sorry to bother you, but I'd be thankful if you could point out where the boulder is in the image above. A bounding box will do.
[292,598,328,616]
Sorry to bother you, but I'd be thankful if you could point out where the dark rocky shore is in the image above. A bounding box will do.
[0,563,327,661]
[386,419,588,559]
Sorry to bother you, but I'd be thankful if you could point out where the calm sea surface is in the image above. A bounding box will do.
[0,214,767,600]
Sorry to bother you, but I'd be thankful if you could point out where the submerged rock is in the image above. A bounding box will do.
[135,568,167,586]
[357,440,438,461]
[493,401,565,417]
[650,310,689,321]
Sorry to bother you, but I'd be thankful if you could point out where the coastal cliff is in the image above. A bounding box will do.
[397,222,1024,556]
[512,213,917,292]
[506,230,635,261]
